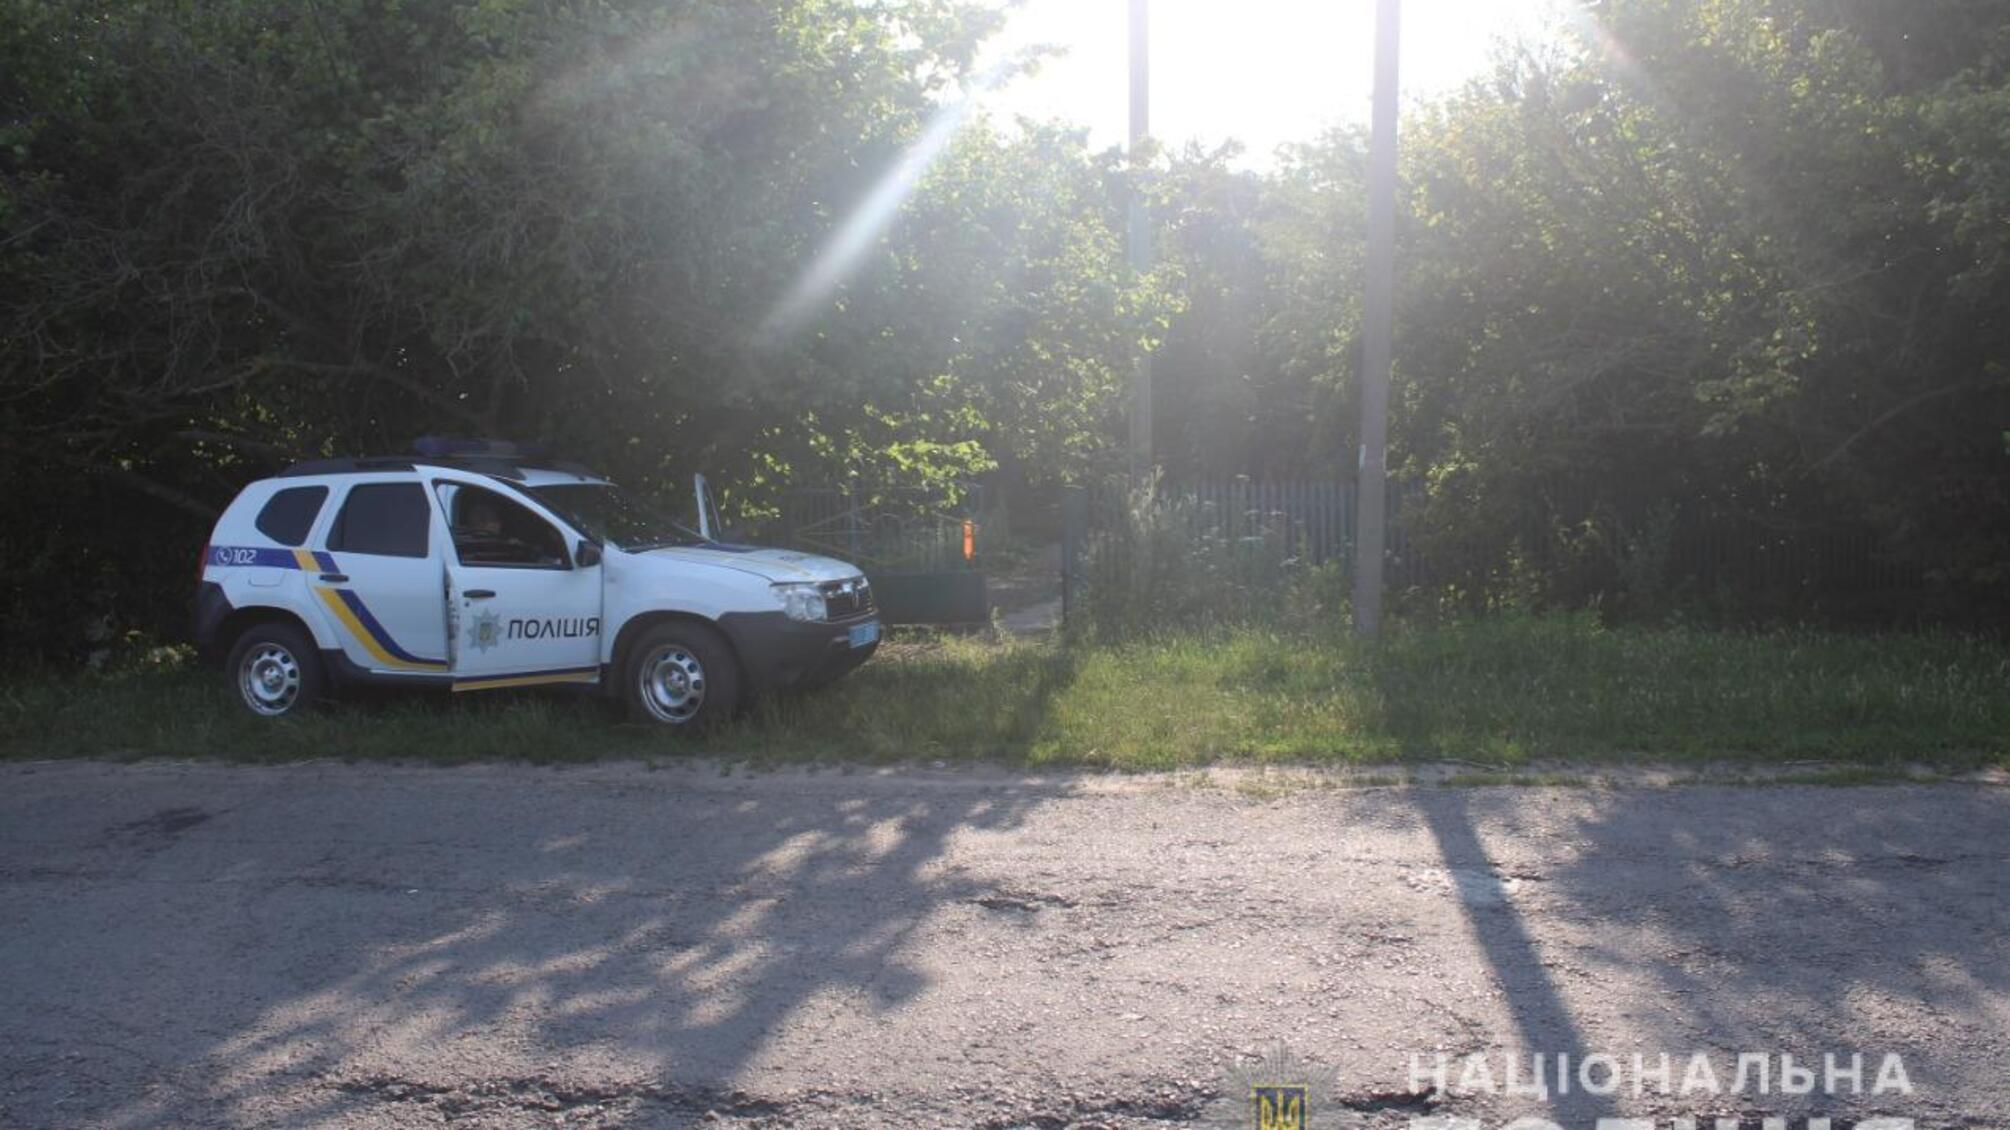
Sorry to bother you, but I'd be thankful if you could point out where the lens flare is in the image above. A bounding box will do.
[761,65,1010,339]
[1556,1,1652,97]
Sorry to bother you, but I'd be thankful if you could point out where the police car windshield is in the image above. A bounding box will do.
[528,483,701,552]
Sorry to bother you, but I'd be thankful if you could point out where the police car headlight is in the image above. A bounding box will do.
[774,583,827,623]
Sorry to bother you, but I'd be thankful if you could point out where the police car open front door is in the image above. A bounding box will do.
[436,482,603,691]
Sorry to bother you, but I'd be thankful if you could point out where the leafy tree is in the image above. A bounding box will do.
[0,0,1150,657]
[1145,0,2010,622]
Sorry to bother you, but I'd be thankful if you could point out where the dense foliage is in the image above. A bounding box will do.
[1149,0,2010,623]
[0,0,1146,657]
[4,0,2007,658]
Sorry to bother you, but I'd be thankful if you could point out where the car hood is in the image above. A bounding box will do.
[632,543,863,583]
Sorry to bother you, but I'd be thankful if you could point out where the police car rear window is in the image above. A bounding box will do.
[328,483,431,558]
[254,486,328,547]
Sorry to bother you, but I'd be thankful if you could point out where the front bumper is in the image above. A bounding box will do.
[717,611,880,694]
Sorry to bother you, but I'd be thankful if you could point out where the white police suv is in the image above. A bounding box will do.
[195,441,879,725]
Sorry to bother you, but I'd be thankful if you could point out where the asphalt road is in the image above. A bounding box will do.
[1,761,2004,1129]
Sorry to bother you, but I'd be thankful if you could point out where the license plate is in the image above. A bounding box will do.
[848,622,881,649]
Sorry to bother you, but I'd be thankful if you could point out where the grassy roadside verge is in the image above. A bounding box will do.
[4,616,2008,769]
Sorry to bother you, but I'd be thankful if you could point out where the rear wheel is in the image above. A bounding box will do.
[226,622,325,718]
[623,622,739,728]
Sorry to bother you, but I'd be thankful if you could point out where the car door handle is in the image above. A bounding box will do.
[319,573,349,584]
[463,589,496,600]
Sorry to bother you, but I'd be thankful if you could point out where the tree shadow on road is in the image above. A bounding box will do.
[1414,793,1621,1126]
[23,765,1077,1126]
[1411,785,2010,1125]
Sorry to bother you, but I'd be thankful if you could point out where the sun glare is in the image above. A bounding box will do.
[761,64,1009,337]
[767,0,1563,337]
[981,0,1561,164]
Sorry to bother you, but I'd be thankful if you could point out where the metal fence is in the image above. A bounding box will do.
[1062,478,1370,628]
[756,489,984,574]
[1064,476,1921,623]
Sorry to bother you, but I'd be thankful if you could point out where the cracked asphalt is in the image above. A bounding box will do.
[1,761,2004,1128]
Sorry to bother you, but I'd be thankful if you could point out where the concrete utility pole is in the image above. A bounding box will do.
[1126,0,1153,477]
[1353,0,1400,638]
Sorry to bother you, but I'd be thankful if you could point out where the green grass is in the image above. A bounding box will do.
[5,616,2009,769]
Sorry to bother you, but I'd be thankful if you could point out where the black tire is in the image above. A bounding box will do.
[225,621,325,719]
[622,621,740,728]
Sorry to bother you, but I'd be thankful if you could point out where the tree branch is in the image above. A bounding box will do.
[60,457,221,520]
[1811,377,2007,471]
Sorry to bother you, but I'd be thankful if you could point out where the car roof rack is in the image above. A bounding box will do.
[429,455,528,480]
[274,439,602,482]
[416,452,602,481]
[412,436,541,459]
[273,457,417,477]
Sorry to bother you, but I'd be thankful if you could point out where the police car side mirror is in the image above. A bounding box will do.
[574,540,602,568]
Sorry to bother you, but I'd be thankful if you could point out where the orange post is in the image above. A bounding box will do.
[962,520,976,562]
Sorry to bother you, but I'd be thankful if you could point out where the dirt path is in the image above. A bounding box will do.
[985,543,1062,634]
[1,761,2003,1128]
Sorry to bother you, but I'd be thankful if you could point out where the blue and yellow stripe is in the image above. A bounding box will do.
[208,545,304,569]
[212,545,445,670]
[213,545,596,683]
[210,545,337,572]
[313,587,448,671]
[452,666,600,693]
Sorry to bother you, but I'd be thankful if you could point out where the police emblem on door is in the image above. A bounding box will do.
[468,609,502,653]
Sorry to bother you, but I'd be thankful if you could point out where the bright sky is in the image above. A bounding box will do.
[976,0,1561,165]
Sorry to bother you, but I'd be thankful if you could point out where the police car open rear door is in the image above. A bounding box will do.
[312,479,451,676]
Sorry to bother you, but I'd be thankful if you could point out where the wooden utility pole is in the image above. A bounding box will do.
[1353,0,1400,637]
[1127,0,1153,477]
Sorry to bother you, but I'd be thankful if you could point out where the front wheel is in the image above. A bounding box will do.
[623,622,740,728]
[226,622,325,718]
